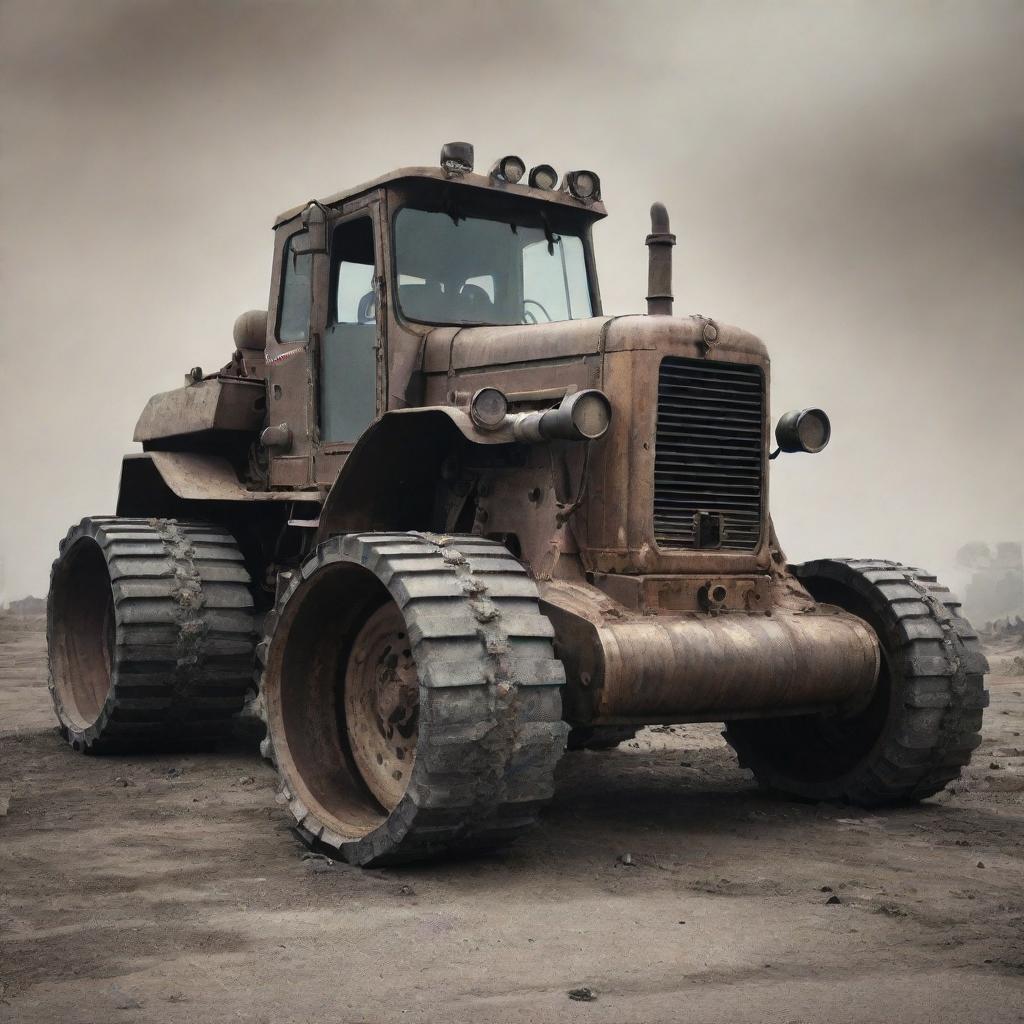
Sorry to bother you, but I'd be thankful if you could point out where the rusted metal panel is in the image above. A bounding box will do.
[268,455,313,490]
[433,317,608,373]
[143,452,302,501]
[274,166,608,229]
[592,573,773,614]
[133,378,265,442]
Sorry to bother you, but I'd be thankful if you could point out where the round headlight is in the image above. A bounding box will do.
[567,390,612,440]
[564,169,601,202]
[470,387,508,430]
[528,164,558,190]
[491,155,526,184]
[775,408,831,454]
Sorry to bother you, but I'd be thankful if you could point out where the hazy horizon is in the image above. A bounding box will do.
[1,0,1022,607]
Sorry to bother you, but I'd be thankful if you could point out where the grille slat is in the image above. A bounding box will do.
[654,357,765,550]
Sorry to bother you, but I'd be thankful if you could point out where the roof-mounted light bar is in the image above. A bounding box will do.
[528,164,558,190]
[489,155,526,185]
[440,141,474,176]
[563,169,601,203]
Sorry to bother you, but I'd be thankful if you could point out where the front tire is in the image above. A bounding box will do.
[258,532,568,866]
[724,559,988,804]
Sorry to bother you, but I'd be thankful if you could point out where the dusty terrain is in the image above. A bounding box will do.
[1,613,1022,1024]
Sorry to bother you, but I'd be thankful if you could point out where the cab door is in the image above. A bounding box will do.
[314,199,384,485]
[264,210,321,489]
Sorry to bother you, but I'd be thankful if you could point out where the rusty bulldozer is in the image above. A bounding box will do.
[47,143,988,864]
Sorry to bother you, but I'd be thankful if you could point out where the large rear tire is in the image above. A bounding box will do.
[724,559,988,804]
[258,532,568,866]
[47,516,256,753]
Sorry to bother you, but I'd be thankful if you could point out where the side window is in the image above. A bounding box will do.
[332,218,376,323]
[321,216,379,443]
[277,231,311,342]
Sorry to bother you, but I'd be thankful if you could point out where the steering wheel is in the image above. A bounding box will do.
[523,298,553,324]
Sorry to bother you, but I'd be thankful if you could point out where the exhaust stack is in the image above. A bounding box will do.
[645,202,676,315]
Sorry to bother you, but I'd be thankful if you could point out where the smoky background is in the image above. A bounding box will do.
[0,0,1021,605]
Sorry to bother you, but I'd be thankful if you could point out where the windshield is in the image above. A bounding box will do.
[394,206,593,326]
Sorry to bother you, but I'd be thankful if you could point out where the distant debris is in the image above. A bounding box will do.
[984,616,1024,642]
[982,614,1024,675]
[5,595,45,616]
[957,542,1023,625]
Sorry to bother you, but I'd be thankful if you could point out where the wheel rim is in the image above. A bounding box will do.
[344,602,419,812]
[49,539,115,730]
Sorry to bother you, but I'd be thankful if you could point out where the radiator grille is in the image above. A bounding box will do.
[654,357,765,550]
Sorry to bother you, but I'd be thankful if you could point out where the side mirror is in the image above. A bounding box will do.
[774,408,831,455]
[293,202,328,256]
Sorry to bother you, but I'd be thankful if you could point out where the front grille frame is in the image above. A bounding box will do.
[653,356,766,552]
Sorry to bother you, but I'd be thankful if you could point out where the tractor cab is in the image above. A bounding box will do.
[262,144,607,487]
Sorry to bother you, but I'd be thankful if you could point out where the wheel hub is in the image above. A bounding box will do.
[344,602,419,812]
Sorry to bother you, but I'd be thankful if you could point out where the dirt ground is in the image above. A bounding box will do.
[1,613,1022,1024]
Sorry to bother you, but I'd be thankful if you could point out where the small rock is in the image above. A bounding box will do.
[399,884,415,896]
[876,903,907,917]
[167,993,186,1004]
[165,767,183,778]
[955,839,971,847]
[568,987,597,1002]
[825,895,842,905]
[237,775,255,786]
[976,861,985,869]
[820,885,833,893]
[617,852,635,866]
[113,777,129,788]
[989,762,1001,770]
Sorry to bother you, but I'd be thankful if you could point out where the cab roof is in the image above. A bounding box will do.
[273,166,608,228]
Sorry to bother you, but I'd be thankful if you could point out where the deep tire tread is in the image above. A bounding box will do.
[47,516,256,754]
[725,558,988,805]
[258,531,568,866]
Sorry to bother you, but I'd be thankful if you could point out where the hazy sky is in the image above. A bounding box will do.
[1,0,1022,600]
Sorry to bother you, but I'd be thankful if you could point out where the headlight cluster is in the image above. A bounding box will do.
[486,153,601,203]
[470,387,612,443]
[489,154,526,185]
[528,163,559,190]
[562,169,601,202]
[468,387,509,430]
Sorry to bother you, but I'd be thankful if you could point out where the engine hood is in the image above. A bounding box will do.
[422,314,767,374]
